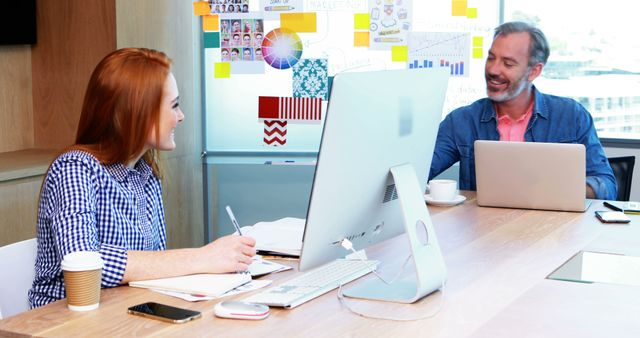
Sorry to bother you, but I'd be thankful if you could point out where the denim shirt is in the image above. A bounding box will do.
[429,86,617,200]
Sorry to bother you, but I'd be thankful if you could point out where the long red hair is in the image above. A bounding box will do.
[73,48,172,176]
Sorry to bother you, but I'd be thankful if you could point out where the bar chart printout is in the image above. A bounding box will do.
[407,32,470,77]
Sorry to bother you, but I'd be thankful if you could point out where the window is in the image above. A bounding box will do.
[504,0,640,140]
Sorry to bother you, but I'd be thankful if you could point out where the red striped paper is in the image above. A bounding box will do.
[259,96,322,121]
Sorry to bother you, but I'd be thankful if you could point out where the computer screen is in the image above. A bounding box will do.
[0,1,37,45]
[298,67,449,302]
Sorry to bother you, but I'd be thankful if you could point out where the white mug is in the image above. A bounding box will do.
[428,179,458,201]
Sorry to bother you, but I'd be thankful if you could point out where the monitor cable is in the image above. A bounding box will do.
[336,238,446,321]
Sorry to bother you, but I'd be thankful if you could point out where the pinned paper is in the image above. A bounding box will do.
[203,15,219,31]
[473,47,483,59]
[193,1,210,16]
[280,13,317,33]
[263,120,287,146]
[472,36,484,47]
[452,0,467,16]
[354,31,370,47]
[259,96,322,121]
[293,59,329,100]
[391,45,408,62]
[369,0,412,51]
[354,13,370,30]
[407,32,470,77]
[204,32,220,48]
[466,8,478,19]
[214,62,230,78]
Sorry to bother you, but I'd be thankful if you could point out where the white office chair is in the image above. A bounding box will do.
[0,238,37,319]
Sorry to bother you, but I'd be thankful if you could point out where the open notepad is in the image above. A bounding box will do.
[240,217,305,257]
[129,273,251,297]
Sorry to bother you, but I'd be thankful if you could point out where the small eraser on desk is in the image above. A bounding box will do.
[214,301,270,320]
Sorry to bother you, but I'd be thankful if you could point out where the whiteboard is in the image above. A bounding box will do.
[203,0,499,157]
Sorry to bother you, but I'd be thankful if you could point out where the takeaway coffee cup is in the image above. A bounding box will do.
[61,251,103,311]
[428,179,458,201]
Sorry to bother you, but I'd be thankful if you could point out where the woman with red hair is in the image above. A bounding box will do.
[29,48,256,308]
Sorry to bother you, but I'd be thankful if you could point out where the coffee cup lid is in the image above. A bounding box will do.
[61,251,103,271]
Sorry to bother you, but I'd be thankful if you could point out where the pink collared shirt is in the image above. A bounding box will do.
[496,100,534,142]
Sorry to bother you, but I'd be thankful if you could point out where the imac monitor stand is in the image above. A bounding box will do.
[299,68,449,303]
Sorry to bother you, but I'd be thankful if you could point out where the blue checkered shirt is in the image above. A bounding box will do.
[29,150,167,308]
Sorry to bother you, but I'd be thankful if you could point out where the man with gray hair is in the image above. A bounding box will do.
[428,21,616,200]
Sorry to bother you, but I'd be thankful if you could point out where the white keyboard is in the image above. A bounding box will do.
[243,259,379,309]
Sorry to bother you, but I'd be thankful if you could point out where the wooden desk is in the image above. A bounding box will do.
[2,192,640,337]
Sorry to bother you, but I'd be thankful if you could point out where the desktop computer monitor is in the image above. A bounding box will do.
[299,68,449,303]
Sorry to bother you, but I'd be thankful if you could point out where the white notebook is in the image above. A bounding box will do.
[129,273,251,297]
[240,217,304,256]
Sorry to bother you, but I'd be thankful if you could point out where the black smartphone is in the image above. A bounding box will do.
[594,210,631,224]
[127,302,202,324]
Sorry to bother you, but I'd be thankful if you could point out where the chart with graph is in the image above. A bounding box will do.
[408,32,471,77]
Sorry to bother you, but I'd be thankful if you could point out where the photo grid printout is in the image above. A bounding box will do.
[221,18,264,62]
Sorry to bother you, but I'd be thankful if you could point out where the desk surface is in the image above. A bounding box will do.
[2,192,640,337]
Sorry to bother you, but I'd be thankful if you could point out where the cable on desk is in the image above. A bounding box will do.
[336,238,446,321]
[340,238,412,285]
[336,282,445,321]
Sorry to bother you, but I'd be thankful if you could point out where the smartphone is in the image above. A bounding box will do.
[127,302,202,324]
[595,210,631,224]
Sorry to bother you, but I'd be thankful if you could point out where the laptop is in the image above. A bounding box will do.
[474,140,591,212]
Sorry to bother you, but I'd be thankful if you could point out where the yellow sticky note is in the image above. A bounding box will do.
[354,31,370,47]
[473,47,483,59]
[354,13,370,30]
[452,0,467,16]
[391,45,408,62]
[203,15,219,31]
[466,7,478,19]
[193,1,209,16]
[281,13,317,33]
[472,36,483,47]
[214,62,230,78]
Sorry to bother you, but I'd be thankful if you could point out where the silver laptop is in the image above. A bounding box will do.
[475,140,591,212]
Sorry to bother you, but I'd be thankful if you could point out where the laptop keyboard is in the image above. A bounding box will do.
[242,259,379,308]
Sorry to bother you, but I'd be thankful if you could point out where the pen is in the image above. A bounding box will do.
[374,37,403,42]
[264,5,294,11]
[602,201,622,212]
[226,206,252,275]
[225,205,243,235]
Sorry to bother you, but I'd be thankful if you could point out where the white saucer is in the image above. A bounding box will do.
[424,194,466,206]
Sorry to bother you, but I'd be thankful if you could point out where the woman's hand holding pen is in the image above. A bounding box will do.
[198,235,256,273]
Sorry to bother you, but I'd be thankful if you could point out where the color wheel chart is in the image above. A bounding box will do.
[408,32,471,77]
[261,28,303,70]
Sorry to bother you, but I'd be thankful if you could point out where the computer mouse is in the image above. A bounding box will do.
[214,301,270,320]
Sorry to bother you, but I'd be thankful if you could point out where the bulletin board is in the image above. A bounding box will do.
[194,0,499,160]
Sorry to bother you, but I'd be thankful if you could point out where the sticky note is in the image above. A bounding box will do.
[193,1,209,16]
[354,31,370,47]
[354,13,370,30]
[473,47,483,59]
[281,13,317,33]
[452,0,467,16]
[214,62,230,78]
[203,32,220,48]
[466,8,478,19]
[203,15,219,31]
[391,45,408,62]
[472,36,483,47]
